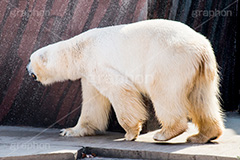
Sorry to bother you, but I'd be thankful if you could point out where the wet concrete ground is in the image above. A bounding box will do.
[0,112,239,160]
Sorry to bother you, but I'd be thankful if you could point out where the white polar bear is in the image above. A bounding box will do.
[27,19,224,143]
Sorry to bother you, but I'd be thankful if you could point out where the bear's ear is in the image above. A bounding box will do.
[39,53,48,66]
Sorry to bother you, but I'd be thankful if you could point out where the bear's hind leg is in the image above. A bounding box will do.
[152,102,188,141]
[60,78,111,137]
[149,88,188,141]
[187,78,224,144]
[153,119,188,141]
[187,106,224,144]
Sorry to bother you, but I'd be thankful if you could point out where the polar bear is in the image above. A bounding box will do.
[27,19,224,143]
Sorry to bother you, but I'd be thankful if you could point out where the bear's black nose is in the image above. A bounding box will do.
[31,73,37,80]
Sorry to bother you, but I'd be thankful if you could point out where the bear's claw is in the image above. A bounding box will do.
[59,128,78,137]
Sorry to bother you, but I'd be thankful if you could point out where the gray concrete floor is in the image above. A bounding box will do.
[0,112,240,160]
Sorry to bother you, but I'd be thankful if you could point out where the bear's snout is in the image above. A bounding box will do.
[26,63,37,81]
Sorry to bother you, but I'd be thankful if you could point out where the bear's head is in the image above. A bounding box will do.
[26,44,71,85]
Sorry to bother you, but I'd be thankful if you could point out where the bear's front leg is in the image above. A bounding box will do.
[60,78,111,137]
[89,67,148,141]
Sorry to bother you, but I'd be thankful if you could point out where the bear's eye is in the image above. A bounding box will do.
[31,73,37,80]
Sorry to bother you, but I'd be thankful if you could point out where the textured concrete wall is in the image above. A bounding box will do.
[0,0,148,128]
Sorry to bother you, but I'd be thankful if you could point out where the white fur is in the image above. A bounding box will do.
[27,19,224,143]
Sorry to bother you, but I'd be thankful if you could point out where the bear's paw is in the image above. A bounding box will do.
[60,128,80,137]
